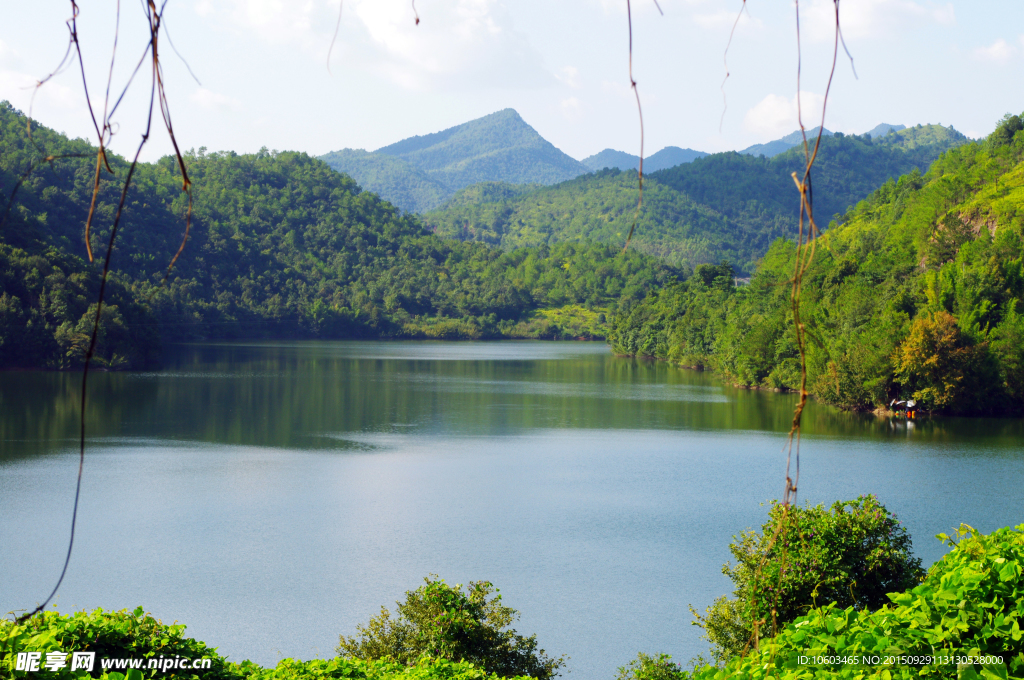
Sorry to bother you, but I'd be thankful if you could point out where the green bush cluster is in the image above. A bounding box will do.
[1,606,236,680]
[688,524,1024,679]
[610,112,1024,415]
[0,608,535,680]
[337,577,564,680]
[615,653,688,680]
[690,496,924,665]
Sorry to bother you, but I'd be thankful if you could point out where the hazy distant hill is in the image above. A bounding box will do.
[581,149,640,172]
[425,123,968,273]
[739,126,832,157]
[865,123,907,138]
[320,109,587,213]
[581,146,707,172]
[738,124,908,158]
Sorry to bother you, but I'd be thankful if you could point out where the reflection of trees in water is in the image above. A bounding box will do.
[0,371,160,462]
[6,348,1021,462]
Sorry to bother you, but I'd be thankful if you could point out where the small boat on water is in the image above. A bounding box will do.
[889,398,919,418]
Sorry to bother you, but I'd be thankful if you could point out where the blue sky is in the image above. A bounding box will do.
[1,1,1022,163]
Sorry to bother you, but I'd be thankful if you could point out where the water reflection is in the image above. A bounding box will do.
[3,341,1022,463]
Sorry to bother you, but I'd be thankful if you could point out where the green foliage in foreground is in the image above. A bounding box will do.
[3,524,1023,680]
[691,496,924,665]
[338,577,564,680]
[1,606,235,680]
[610,113,1024,415]
[0,101,679,369]
[616,653,688,680]
[688,524,1024,679]
[0,608,531,680]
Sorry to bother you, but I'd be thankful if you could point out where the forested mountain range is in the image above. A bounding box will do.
[735,123,906,157]
[0,102,680,370]
[319,109,587,213]
[424,124,968,274]
[580,124,908,171]
[610,112,1024,416]
[318,108,917,215]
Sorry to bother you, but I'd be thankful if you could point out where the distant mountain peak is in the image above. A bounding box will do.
[374,108,531,158]
[866,123,907,138]
[322,109,586,212]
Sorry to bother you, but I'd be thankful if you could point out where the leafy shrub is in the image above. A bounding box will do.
[690,496,924,664]
[0,608,532,680]
[615,653,687,680]
[614,655,688,680]
[689,524,1024,679]
[337,577,565,680]
[1,606,236,679]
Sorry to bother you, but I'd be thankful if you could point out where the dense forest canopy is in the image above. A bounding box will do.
[0,102,680,370]
[424,125,967,274]
[610,113,1024,416]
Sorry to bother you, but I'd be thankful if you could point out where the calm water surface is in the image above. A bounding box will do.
[2,341,1023,678]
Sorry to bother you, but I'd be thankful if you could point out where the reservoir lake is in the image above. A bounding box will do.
[2,340,1023,678]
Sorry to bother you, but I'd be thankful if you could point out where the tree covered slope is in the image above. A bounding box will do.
[610,114,1024,416]
[0,102,680,370]
[425,125,967,274]
[316,148,449,216]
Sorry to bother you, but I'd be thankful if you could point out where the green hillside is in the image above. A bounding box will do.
[0,102,679,370]
[319,109,587,213]
[652,123,968,238]
[425,125,967,274]
[424,171,755,271]
[610,113,1024,416]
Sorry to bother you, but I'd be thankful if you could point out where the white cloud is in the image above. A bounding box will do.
[974,38,1017,65]
[556,66,581,89]
[744,91,826,138]
[189,87,243,112]
[560,96,582,122]
[0,69,82,118]
[200,0,552,92]
[805,0,954,42]
[194,0,214,18]
[348,0,551,91]
[693,8,762,31]
[0,39,18,63]
[600,79,633,100]
[227,0,320,45]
